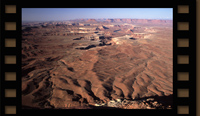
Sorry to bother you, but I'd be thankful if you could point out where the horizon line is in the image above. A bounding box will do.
[22,18,173,23]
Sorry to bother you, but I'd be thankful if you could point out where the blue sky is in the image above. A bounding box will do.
[22,8,173,22]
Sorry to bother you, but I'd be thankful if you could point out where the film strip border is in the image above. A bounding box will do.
[175,0,196,115]
[1,0,21,115]
[0,1,196,116]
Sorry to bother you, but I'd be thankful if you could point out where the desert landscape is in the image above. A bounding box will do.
[22,18,173,109]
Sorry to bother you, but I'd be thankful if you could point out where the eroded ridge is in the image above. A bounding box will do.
[22,19,173,109]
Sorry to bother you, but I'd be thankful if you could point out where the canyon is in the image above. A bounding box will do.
[22,18,173,109]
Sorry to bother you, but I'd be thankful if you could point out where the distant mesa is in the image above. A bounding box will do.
[86,19,97,22]
[85,18,172,24]
[96,25,109,30]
